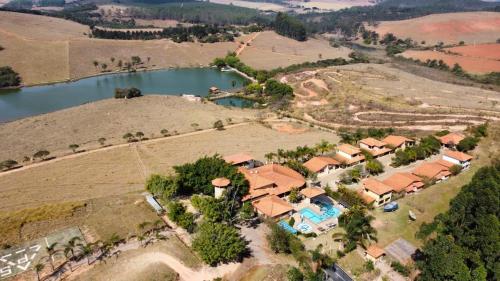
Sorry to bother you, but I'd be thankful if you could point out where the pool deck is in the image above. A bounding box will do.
[290,195,343,234]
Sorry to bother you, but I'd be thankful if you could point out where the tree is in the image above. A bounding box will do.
[365,159,384,175]
[98,137,106,146]
[334,206,377,252]
[45,242,59,271]
[192,222,248,266]
[110,57,115,63]
[213,120,224,130]
[146,174,178,199]
[288,267,304,281]
[288,188,301,203]
[33,150,50,161]
[191,123,200,131]
[212,57,226,68]
[93,60,98,68]
[101,63,108,71]
[315,140,335,155]
[69,144,79,153]
[457,136,478,152]
[244,83,262,95]
[0,66,21,88]
[34,263,44,281]
[167,201,196,233]
[79,244,93,265]
[0,159,18,171]
[449,164,462,175]
[123,133,134,142]
[160,129,169,137]
[115,87,142,99]
[274,12,307,41]
[239,201,255,221]
[264,152,276,163]
[135,131,144,141]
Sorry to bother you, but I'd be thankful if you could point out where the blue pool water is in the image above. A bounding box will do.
[296,223,312,233]
[278,220,297,234]
[299,204,341,224]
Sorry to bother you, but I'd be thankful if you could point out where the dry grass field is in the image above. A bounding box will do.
[209,0,288,11]
[0,122,337,245]
[371,12,500,45]
[239,31,351,70]
[283,63,500,128]
[0,11,239,85]
[289,0,375,10]
[401,44,500,74]
[0,96,258,161]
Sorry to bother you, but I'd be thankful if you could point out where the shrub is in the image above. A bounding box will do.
[288,188,301,203]
[287,267,304,281]
[391,261,410,276]
[365,159,384,175]
[167,201,195,233]
[288,217,295,227]
[213,120,224,130]
[0,66,21,88]
[457,136,478,152]
[449,164,462,176]
[0,159,18,171]
[364,260,375,272]
[114,87,142,99]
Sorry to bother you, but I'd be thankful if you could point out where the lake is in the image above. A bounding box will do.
[0,68,247,123]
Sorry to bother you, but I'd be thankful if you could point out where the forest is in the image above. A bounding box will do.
[0,67,21,88]
[273,12,307,42]
[416,164,499,281]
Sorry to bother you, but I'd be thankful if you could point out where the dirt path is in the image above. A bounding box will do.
[0,122,251,178]
[235,32,260,56]
[353,110,500,124]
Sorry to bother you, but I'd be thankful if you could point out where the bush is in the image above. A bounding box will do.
[457,136,478,152]
[167,201,195,233]
[213,120,224,130]
[365,159,384,175]
[364,260,375,272]
[391,261,410,277]
[192,222,248,266]
[0,159,18,171]
[114,87,142,99]
[287,267,304,281]
[145,174,178,199]
[288,217,295,227]
[449,164,462,176]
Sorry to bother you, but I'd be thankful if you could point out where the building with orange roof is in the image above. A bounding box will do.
[303,156,340,176]
[252,195,293,219]
[334,144,366,166]
[240,164,306,201]
[212,177,230,198]
[359,138,392,157]
[442,150,473,169]
[413,162,451,182]
[300,186,326,204]
[224,153,256,168]
[438,132,465,147]
[360,178,393,207]
[382,172,424,194]
[365,245,385,261]
[382,135,415,150]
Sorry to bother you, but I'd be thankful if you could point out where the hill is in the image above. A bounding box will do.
[371,12,500,45]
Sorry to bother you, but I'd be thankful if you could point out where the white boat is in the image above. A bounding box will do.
[409,210,417,221]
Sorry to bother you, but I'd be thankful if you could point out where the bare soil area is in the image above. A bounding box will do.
[401,47,500,74]
[0,96,257,161]
[239,31,351,70]
[284,63,500,128]
[371,12,500,45]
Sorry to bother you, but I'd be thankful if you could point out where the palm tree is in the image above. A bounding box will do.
[264,152,276,164]
[34,263,44,281]
[315,140,335,155]
[276,149,285,163]
[98,137,106,146]
[45,242,59,272]
[137,235,145,247]
[108,233,122,248]
[79,244,93,265]
[137,221,151,235]
[151,219,163,234]
[63,237,81,271]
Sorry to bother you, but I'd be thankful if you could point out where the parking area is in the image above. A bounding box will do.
[0,227,84,279]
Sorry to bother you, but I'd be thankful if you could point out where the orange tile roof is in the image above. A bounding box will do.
[366,147,392,157]
[211,177,230,187]
[252,195,293,218]
[304,156,340,173]
[382,135,414,148]
[224,153,254,165]
[240,164,306,201]
[383,173,423,193]
[436,159,455,169]
[337,143,361,155]
[413,162,452,180]
[358,190,376,204]
[362,178,393,195]
[366,245,385,258]
[444,150,473,162]
[360,137,387,148]
[438,132,465,145]
[333,154,366,165]
[300,187,326,198]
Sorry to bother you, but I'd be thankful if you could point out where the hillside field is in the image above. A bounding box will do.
[371,12,500,45]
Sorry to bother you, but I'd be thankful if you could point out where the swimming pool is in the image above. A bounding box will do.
[299,204,341,224]
[278,220,298,234]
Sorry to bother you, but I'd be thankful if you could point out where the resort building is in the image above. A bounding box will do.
[359,138,392,157]
[442,150,473,169]
[239,164,306,201]
[334,144,366,166]
[382,172,424,194]
[299,186,326,205]
[303,156,340,176]
[382,135,415,150]
[438,132,465,147]
[360,178,393,207]
[224,153,256,168]
[413,162,451,182]
[251,195,293,220]
[365,245,385,262]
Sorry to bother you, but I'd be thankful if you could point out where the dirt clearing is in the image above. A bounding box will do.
[371,12,500,45]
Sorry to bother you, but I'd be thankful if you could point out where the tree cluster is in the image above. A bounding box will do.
[274,12,307,42]
[416,164,500,281]
[333,205,377,252]
[0,66,21,88]
[114,87,142,99]
[391,135,441,167]
[338,127,394,145]
[167,201,196,233]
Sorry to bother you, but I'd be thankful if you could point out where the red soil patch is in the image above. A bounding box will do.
[371,12,500,45]
[447,43,500,60]
[401,49,500,74]
[272,123,308,134]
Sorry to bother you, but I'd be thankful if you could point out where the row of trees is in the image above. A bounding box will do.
[391,135,441,167]
[91,25,236,43]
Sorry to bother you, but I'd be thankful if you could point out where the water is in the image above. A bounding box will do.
[214,96,255,108]
[299,205,341,224]
[278,220,298,234]
[0,68,246,122]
